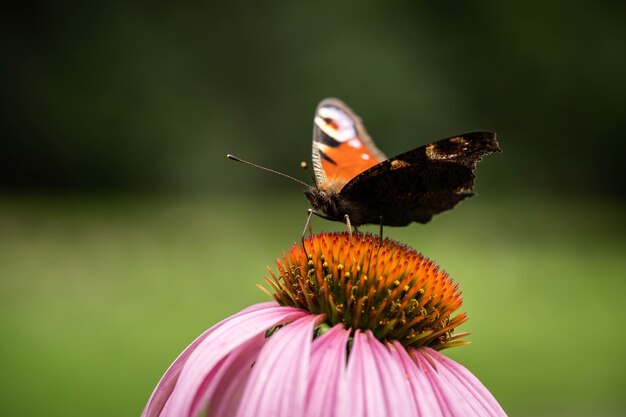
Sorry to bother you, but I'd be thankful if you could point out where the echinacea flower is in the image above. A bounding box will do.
[142,232,507,417]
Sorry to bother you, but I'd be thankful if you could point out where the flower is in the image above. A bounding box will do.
[142,232,507,417]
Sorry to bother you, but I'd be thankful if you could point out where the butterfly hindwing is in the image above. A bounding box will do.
[338,131,500,226]
[311,98,387,192]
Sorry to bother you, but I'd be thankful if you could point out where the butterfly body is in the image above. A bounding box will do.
[305,98,500,227]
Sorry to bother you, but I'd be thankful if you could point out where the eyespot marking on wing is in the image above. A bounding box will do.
[390,159,410,169]
[314,106,357,142]
[311,98,389,191]
[426,137,469,160]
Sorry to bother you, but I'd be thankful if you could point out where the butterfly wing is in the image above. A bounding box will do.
[311,98,387,193]
[339,131,501,226]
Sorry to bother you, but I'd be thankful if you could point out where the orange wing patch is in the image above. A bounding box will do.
[316,140,381,192]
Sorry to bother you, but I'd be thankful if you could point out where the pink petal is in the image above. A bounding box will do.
[409,347,507,417]
[144,301,507,417]
[304,324,350,417]
[340,330,391,417]
[337,330,364,417]
[420,349,507,417]
[389,341,443,417]
[144,303,308,417]
[142,302,277,417]
[202,334,266,417]
[365,332,418,417]
[338,331,418,417]
[412,350,476,416]
[235,313,325,417]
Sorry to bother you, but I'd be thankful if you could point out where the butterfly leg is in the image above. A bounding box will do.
[301,208,315,260]
[379,215,384,243]
[302,208,315,239]
[344,214,353,239]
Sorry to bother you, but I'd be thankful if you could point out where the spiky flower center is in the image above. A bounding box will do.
[263,232,469,350]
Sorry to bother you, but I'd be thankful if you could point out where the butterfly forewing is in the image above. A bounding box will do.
[312,98,387,192]
[339,131,500,226]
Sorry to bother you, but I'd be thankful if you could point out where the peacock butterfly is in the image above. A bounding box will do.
[304,98,501,227]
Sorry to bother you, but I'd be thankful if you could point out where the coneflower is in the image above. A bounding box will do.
[142,232,507,417]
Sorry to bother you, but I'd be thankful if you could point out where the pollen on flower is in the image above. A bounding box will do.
[262,232,469,350]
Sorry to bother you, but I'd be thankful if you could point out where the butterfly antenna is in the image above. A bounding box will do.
[227,154,310,188]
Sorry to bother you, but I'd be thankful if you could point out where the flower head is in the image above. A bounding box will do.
[143,232,506,417]
[264,232,468,350]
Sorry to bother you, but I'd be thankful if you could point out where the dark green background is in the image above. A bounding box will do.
[2,2,625,416]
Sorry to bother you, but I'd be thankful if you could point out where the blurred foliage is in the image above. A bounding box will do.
[2,1,625,197]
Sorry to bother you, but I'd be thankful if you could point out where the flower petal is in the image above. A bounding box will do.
[142,302,278,417]
[338,331,418,417]
[144,303,308,417]
[235,313,325,417]
[305,324,350,417]
[365,332,418,417]
[403,347,507,417]
[413,349,476,416]
[339,330,392,417]
[419,349,507,417]
[389,341,443,417]
[201,334,266,417]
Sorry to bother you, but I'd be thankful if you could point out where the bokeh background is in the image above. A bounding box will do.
[2,2,625,416]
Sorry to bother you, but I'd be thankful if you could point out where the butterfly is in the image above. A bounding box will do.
[304,98,501,227]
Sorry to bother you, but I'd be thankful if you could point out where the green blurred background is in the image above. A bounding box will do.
[2,1,625,416]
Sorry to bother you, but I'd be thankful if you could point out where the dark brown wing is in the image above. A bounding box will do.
[338,131,500,226]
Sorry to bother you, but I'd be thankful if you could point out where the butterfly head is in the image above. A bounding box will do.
[304,186,343,222]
